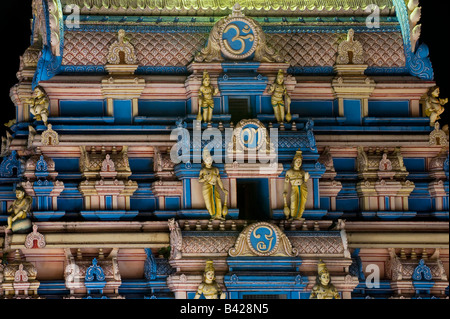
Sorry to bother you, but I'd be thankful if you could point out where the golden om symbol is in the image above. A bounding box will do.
[252,227,274,253]
[223,23,254,55]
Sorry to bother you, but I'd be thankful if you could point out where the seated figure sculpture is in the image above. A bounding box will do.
[194,260,226,299]
[7,186,33,233]
[309,260,341,299]
[26,86,50,127]
[425,86,447,127]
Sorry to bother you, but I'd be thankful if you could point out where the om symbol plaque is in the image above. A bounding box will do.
[220,18,258,60]
[240,123,262,150]
[233,119,268,152]
[246,222,279,256]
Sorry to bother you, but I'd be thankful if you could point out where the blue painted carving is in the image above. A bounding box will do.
[412,259,433,281]
[230,274,239,284]
[72,21,399,34]
[35,155,48,172]
[294,274,304,285]
[32,0,64,89]
[349,249,365,281]
[59,65,107,74]
[144,248,157,280]
[35,155,50,181]
[85,258,106,282]
[305,120,317,152]
[144,248,174,280]
[0,151,22,178]
[136,66,189,75]
[288,66,335,76]
[70,24,212,34]
[392,0,434,80]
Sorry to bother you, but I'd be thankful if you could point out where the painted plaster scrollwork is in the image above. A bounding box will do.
[357,146,369,173]
[412,259,433,281]
[32,0,63,57]
[387,249,403,281]
[41,124,59,146]
[24,225,46,249]
[379,153,392,171]
[107,29,137,65]
[85,258,106,282]
[407,0,422,52]
[0,150,23,178]
[1,132,14,158]
[101,154,115,172]
[228,222,298,257]
[429,122,448,146]
[336,29,364,65]
[318,147,334,172]
[14,264,29,282]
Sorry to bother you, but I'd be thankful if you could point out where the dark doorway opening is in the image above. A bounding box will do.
[237,179,270,220]
[229,98,251,124]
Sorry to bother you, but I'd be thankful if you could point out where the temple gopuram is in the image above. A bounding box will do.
[0,0,448,301]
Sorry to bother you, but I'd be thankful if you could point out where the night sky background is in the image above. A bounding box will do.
[0,0,448,138]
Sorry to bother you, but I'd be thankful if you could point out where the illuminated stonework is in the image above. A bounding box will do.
[0,0,448,301]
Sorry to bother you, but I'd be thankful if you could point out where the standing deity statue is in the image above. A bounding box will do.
[268,69,291,123]
[26,86,50,126]
[199,149,228,220]
[283,150,310,220]
[168,218,182,260]
[309,260,341,299]
[197,71,219,124]
[194,260,226,299]
[424,86,447,127]
[7,186,33,231]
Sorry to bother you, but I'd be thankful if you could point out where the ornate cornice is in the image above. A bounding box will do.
[59,0,395,16]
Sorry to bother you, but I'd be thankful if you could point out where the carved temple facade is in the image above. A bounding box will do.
[0,0,448,299]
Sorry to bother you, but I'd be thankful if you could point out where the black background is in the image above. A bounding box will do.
[0,1,448,137]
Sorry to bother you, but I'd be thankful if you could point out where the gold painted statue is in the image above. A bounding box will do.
[7,186,32,231]
[425,86,447,127]
[197,71,219,124]
[310,260,341,299]
[26,86,50,126]
[199,149,228,220]
[283,150,310,220]
[194,260,226,299]
[268,69,291,123]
